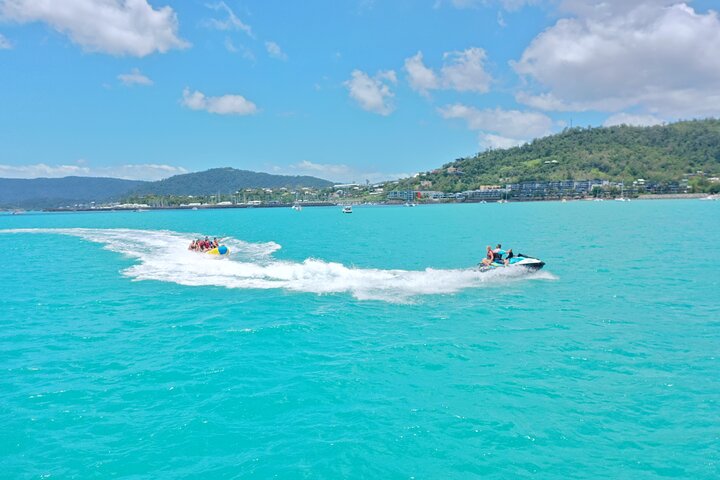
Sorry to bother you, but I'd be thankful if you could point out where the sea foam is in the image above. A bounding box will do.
[2,228,554,302]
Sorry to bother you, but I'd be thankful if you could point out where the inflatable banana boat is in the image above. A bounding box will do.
[206,245,230,256]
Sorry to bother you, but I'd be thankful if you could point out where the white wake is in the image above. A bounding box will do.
[1,228,555,302]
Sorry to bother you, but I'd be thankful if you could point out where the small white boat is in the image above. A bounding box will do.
[615,184,629,201]
[291,204,302,211]
[342,205,352,214]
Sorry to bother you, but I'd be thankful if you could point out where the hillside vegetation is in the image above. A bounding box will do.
[396,119,720,192]
[0,168,333,209]
[0,177,145,209]
[130,168,333,196]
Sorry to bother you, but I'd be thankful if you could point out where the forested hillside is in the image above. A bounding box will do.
[396,119,720,192]
[0,168,334,209]
[0,177,145,209]
[130,168,333,196]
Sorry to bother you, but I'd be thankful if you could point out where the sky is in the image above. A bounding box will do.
[0,0,719,183]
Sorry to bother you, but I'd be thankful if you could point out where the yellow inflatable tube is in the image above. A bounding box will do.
[206,245,230,256]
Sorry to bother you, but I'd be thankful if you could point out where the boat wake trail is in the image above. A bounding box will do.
[1,228,555,302]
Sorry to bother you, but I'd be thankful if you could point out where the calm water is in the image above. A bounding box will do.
[1,201,718,478]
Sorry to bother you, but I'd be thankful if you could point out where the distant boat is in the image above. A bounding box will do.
[404,202,417,207]
[616,183,629,201]
[291,204,302,211]
[342,205,352,214]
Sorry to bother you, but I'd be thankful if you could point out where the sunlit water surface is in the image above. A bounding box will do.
[1,201,718,478]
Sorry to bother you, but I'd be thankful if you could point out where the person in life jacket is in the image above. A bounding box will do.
[504,249,514,266]
[481,245,495,266]
[492,244,506,264]
[493,244,517,266]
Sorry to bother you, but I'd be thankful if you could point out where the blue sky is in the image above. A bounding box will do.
[0,0,718,182]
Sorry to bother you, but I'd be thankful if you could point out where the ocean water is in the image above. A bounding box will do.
[1,201,718,478]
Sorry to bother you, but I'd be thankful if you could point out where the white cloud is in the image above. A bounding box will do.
[265,41,287,60]
[513,3,720,117]
[344,69,396,115]
[441,47,492,93]
[224,37,255,60]
[439,104,552,139]
[0,32,11,49]
[224,36,237,52]
[497,11,506,27]
[204,1,252,37]
[0,0,189,57]
[499,0,539,11]
[603,112,664,127]
[437,0,539,11]
[290,160,353,178]
[404,52,439,95]
[181,88,258,116]
[118,68,153,86]
[0,162,187,180]
[404,47,491,95]
[558,0,678,18]
[439,104,553,149]
[479,133,526,149]
[284,160,409,184]
[514,91,589,112]
[377,70,397,83]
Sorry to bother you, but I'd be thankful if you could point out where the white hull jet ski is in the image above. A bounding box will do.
[478,253,545,272]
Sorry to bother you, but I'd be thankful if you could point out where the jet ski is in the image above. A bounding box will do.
[478,253,545,272]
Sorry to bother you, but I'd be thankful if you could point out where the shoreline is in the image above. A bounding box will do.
[14,193,710,213]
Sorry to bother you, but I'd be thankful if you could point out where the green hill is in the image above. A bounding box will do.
[0,177,146,209]
[0,168,334,209]
[130,167,333,196]
[396,119,720,192]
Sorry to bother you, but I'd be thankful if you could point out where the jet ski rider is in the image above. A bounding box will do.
[481,245,494,266]
[481,244,513,267]
[493,244,506,263]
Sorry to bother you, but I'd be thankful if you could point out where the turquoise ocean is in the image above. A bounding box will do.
[1,200,718,478]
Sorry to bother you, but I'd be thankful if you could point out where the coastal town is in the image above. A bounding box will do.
[41,174,718,212]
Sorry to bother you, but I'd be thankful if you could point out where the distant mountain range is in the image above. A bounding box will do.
[130,168,333,196]
[0,168,333,209]
[0,177,146,210]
